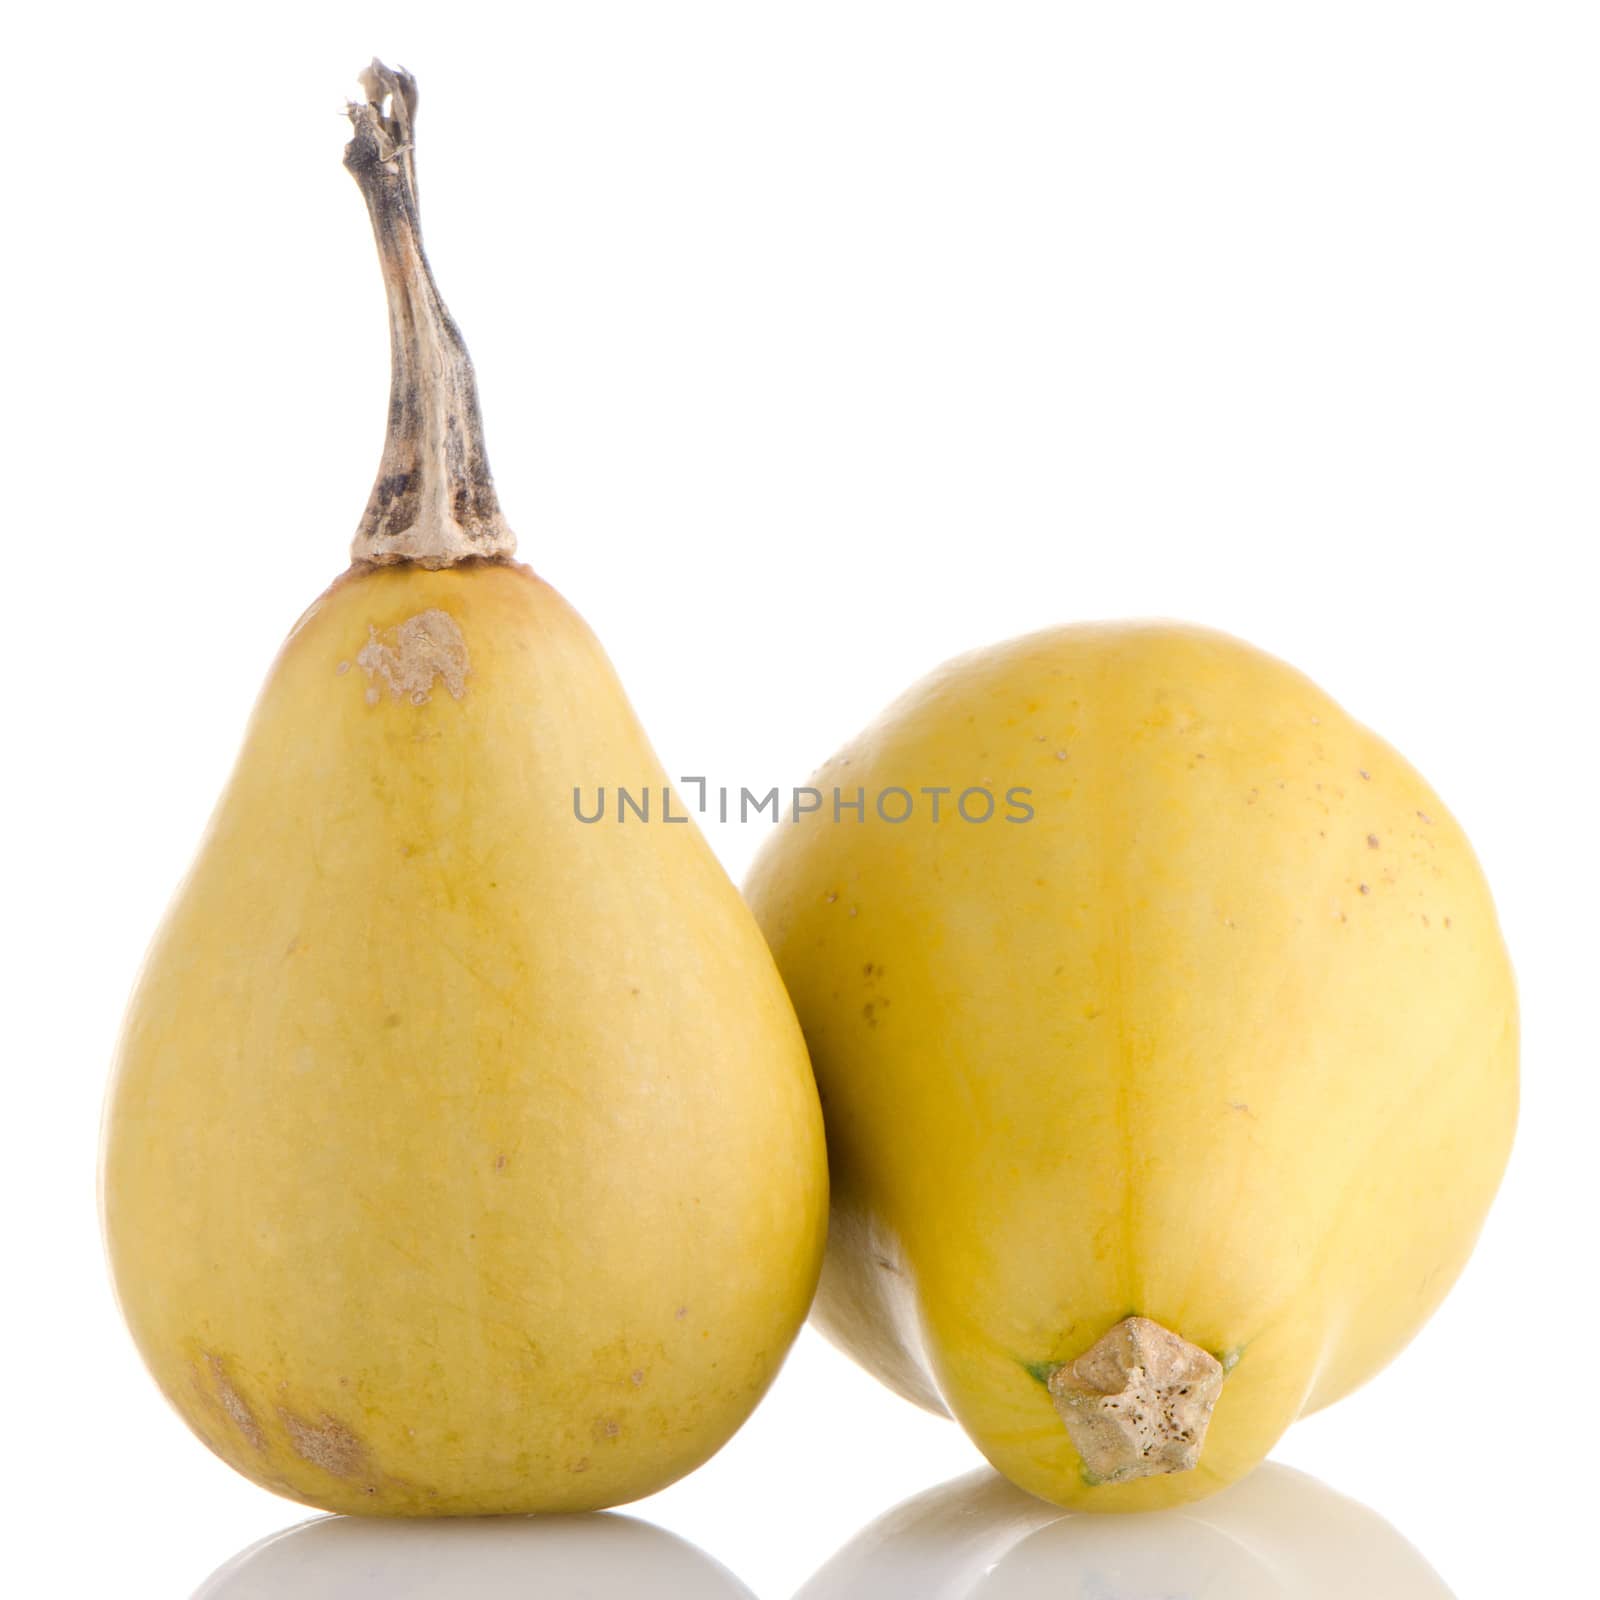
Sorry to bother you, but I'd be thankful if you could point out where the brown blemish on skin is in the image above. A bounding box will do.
[357,610,469,704]
[494,1152,508,1171]
[594,1417,622,1440]
[1359,883,1370,895]
[1367,834,1380,848]
[630,1369,646,1386]
[205,1355,265,1450]
[675,1306,688,1320]
[280,1408,369,1480]
[571,1456,591,1473]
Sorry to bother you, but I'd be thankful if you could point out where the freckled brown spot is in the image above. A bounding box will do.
[862,1002,877,1026]
[675,1306,688,1320]
[280,1409,368,1480]
[630,1369,646,1386]
[494,1152,508,1171]
[1359,883,1370,895]
[571,1457,591,1473]
[205,1354,265,1450]
[594,1417,621,1440]
[1367,834,1380,848]
[1359,769,1371,780]
[1418,810,1434,824]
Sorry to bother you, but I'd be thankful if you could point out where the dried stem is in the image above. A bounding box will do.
[344,61,515,567]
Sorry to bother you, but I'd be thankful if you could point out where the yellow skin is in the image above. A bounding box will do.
[102,562,828,1515]
[746,622,1516,1511]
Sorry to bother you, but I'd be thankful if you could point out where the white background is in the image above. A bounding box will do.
[4,3,1595,1594]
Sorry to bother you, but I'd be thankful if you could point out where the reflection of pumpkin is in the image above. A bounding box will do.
[748,623,1517,1509]
[795,1462,1455,1599]
[195,1510,755,1599]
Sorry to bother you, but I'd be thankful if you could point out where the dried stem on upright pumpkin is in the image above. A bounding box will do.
[344,60,516,568]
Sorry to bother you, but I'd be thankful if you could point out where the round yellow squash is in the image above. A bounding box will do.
[746,621,1516,1511]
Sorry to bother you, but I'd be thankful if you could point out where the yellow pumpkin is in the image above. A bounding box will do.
[99,65,826,1516]
[103,565,827,1514]
[746,622,1516,1510]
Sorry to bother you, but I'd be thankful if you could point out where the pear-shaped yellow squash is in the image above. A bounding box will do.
[746,622,1515,1511]
[101,65,825,1516]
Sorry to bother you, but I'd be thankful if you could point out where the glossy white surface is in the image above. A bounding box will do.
[194,1463,1452,1599]
[196,1513,756,1598]
[5,2,1594,1595]
[796,1465,1453,1600]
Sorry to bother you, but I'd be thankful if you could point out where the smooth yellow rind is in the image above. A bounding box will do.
[103,562,827,1514]
[746,622,1516,1511]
